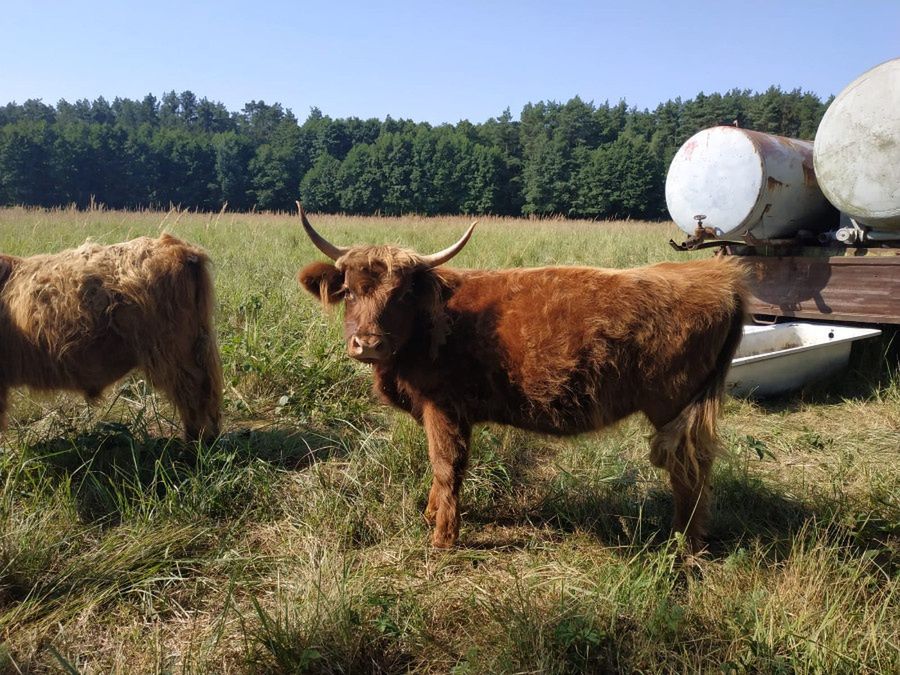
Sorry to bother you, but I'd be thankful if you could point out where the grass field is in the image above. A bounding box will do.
[1,206,898,673]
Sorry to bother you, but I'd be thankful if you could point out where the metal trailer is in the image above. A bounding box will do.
[667,58,900,327]
[667,148,900,326]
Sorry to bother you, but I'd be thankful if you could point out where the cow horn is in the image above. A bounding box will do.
[421,221,478,268]
[297,201,349,261]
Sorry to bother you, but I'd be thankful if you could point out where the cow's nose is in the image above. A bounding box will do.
[349,334,384,360]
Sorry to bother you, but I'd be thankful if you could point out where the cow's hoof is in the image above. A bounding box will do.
[431,531,458,549]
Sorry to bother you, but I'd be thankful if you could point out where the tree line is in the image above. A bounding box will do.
[0,88,829,219]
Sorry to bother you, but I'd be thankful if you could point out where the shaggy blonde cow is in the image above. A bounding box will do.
[0,234,222,441]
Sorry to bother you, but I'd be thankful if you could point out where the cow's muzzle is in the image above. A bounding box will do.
[348,334,388,363]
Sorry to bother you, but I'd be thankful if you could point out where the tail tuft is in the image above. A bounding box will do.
[649,280,746,547]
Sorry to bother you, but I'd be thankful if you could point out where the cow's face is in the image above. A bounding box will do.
[300,252,420,363]
[296,204,475,365]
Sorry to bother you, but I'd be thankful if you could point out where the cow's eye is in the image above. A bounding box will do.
[343,287,355,301]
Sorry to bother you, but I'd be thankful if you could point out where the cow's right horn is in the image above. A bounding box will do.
[421,221,478,268]
[297,201,349,261]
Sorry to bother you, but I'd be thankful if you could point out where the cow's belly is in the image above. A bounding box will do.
[8,332,138,398]
[485,393,630,437]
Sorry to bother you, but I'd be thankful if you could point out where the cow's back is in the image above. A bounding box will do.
[438,257,745,432]
[0,235,209,393]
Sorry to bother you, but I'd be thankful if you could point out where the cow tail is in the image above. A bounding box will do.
[176,246,224,439]
[650,288,746,523]
[691,287,746,444]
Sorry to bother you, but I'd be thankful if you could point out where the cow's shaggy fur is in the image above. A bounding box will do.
[300,228,746,551]
[0,234,222,441]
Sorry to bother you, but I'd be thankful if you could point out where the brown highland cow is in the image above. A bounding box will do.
[297,206,746,551]
[0,234,222,441]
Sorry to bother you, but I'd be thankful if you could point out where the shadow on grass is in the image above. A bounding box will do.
[463,460,896,568]
[24,421,349,524]
[706,470,816,557]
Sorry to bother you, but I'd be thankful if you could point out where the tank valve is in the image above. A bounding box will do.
[692,214,723,238]
[834,227,862,244]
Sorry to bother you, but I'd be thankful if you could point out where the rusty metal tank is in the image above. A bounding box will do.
[665,126,836,239]
[813,58,900,231]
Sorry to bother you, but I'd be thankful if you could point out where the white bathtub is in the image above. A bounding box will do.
[726,322,882,398]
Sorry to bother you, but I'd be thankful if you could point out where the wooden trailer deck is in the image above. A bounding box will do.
[738,248,900,325]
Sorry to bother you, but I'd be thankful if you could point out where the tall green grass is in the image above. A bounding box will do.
[0,206,897,673]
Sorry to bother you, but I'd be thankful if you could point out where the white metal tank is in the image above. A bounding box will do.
[666,126,835,239]
[813,58,900,231]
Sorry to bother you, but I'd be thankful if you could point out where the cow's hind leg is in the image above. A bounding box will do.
[422,403,470,548]
[148,330,223,443]
[650,398,721,552]
[171,377,220,443]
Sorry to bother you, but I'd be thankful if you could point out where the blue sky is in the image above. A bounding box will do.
[3,1,898,124]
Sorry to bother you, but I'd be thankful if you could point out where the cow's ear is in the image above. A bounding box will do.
[298,261,344,305]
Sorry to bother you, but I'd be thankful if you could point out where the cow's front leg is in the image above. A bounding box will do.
[422,402,470,548]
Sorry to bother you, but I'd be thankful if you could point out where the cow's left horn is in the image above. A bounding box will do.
[297,201,349,261]
[421,221,478,268]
